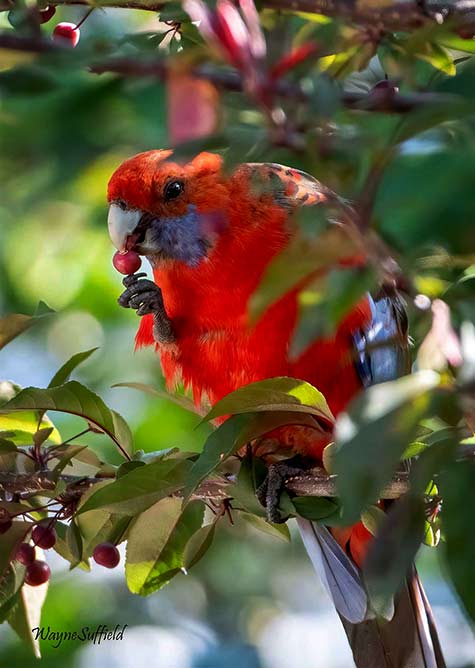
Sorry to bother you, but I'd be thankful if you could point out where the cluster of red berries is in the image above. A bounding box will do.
[0,510,121,587]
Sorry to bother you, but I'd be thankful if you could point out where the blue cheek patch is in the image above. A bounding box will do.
[150,205,211,266]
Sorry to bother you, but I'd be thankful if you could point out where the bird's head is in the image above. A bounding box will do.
[107,150,229,266]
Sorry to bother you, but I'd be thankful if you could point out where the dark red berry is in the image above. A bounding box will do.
[372,79,399,94]
[16,543,36,565]
[112,250,142,275]
[52,22,80,47]
[457,26,475,40]
[32,524,56,549]
[93,543,120,568]
[38,5,56,24]
[0,507,11,523]
[24,560,51,586]
[0,519,12,534]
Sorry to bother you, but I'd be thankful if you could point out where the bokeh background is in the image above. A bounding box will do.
[1,4,475,667]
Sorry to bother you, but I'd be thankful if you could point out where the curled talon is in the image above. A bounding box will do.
[257,462,304,524]
[122,272,147,287]
[117,274,175,344]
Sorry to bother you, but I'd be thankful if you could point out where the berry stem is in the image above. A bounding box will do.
[74,7,94,29]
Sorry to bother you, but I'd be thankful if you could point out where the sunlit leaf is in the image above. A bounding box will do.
[0,381,132,459]
[0,381,61,446]
[78,459,192,515]
[202,377,334,424]
[125,498,204,595]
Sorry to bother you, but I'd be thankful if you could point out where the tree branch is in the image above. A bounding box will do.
[0,32,458,114]
[0,467,409,502]
[1,0,475,32]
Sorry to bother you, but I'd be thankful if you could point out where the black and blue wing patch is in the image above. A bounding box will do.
[354,294,405,387]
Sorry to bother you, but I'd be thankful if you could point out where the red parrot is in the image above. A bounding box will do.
[107,150,444,668]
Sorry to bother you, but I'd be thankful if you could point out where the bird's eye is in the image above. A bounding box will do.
[117,199,128,211]
[164,180,184,202]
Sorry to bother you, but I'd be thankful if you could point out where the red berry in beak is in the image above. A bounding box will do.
[93,542,120,568]
[113,250,142,275]
[53,22,80,47]
[25,560,51,586]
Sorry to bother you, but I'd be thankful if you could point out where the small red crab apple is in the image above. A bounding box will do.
[16,543,36,565]
[38,5,56,24]
[93,542,120,568]
[52,22,80,47]
[25,560,51,587]
[0,509,12,534]
[32,524,57,549]
[113,250,142,275]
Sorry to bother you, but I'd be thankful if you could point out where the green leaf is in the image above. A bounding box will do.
[75,483,130,561]
[0,564,24,624]
[292,496,340,522]
[184,410,319,502]
[8,567,49,658]
[0,521,31,577]
[51,445,88,475]
[440,461,475,621]
[0,302,54,351]
[78,459,192,516]
[416,42,456,76]
[54,521,88,570]
[0,381,61,446]
[440,35,475,53]
[409,435,458,495]
[0,438,18,454]
[125,498,204,595]
[363,495,425,618]
[240,512,291,542]
[202,377,334,424]
[401,441,427,459]
[0,381,133,459]
[249,226,360,323]
[113,382,205,417]
[361,505,386,536]
[290,267,376,358]
[48,348,98,388]
[230,456,268,517]
[183,522,216,570]
[334,371,440,522]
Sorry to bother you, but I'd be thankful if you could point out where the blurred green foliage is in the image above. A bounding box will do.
[2,0,475,665]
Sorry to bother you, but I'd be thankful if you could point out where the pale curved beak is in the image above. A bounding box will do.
[108,204,142,252]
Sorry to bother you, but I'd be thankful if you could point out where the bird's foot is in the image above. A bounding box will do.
[256,462,304,524]
[118,273,175,344]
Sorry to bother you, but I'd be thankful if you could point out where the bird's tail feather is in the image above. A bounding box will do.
[296,518,445,668]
